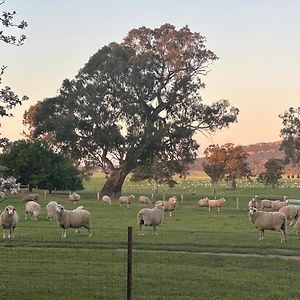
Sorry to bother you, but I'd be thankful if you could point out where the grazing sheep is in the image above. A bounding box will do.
[68,192,80,205]
[271,199,289,211]
[119,195,135,208]
[25,201,41,220]
[260,199,273,211]
[0,205,18,239]
[248,197,258,209]
[101,195,112,205]
[137,202,164,236]
[56,204,92,238]
[155,196,177,216]
[207,198,226,212]
[139,195,152,207]
[198,197,209,210]
[46,201,58,221]
[22,193,40,202]
[248,206,287,242]
[279,205,299,226]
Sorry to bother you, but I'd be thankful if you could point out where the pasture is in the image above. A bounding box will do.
[1,173,300,299]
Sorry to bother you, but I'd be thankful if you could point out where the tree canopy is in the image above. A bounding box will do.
[26,23,239,197]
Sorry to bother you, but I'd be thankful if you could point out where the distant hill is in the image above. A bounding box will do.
[191,141,300,176]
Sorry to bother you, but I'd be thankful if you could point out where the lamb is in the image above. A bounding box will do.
[119,195,135,208]
[138,195,152,207]
[101,195,112,205]
[198,197,209,210]
[0,205,18,239]
[248,206,287,242]
[279,205,299,226]
[207,198,226,212]
[46,201,59,221]
[155,196,177,216]
[22,193,40,202]
[68,192,80,205]
[248,197,258,209]
[137,202,164,235]
[56,204,92,238]
[25,201,41,220]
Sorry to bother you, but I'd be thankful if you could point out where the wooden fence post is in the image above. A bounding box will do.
[236,197,239,210]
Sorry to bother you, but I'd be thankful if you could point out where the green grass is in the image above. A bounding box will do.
[1,175,300,299]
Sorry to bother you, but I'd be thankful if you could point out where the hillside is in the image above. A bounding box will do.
[191,141,300,176]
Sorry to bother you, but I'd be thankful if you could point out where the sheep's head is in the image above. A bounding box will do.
[248,207,257,216]
[169,196,177,204]
[5,206,16,215]
[56,205,65,214]
[155,202,164,210]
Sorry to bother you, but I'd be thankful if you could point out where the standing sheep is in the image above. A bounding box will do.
[25,201,41,220]
[56,204,92,238]
[137,202,164,236]
[248,206,287,242]
[271,199,289,211]
[139,196,152,207]
[46,201,59,221]
[102,195,112,205]
[279,205,299,226]
[68,192,80,205]
[0,205,18,239]
[198,197,209,210]
[22,193,40,202]
[260,199,273,211]
[155,196,177,216]
[119,195,135,208]
[248,197,258,209]
[207,198,226,212]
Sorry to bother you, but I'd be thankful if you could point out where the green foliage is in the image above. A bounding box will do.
[0,139,83,192]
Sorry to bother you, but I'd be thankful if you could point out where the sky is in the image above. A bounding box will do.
[1,0,300,155]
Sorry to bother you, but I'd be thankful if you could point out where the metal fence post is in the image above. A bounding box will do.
[127,226,132,300]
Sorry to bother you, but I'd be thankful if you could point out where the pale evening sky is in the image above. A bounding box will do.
[1,0,300,155]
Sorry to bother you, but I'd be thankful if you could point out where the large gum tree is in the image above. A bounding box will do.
[26,24,239,198]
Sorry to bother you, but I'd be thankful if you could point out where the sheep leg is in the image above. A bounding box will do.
[10,228,14,239]
[169,211,172,217]
[2,229,6,239]
[208,207,211,212]
[259,230,264,241]
[218,207,220,212]
[153,226,158,236]
[61,228,67,238]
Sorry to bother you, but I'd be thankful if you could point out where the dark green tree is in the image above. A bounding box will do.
[257,158,284,190]
[26,24,239,198]
[0,140,83,193]
[279,107,300,165]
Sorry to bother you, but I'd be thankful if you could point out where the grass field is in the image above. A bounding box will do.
[1,174,300,299]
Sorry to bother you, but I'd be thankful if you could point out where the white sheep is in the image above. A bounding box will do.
[119,195,135,208]
[56,204,92,238]
[248,206,287,242]
[271,199,289,211]
[102,195,112,205]
[155,196,177,216]
[198,197,209,210]
[68,192,80,205]
[0,205,18,239]
[22,193,40,202]
[207,198,226,212]
[279,205,299,226]
[25,201,41,220]
[260,199,273,211]
[248,197,258,209]
[137,202,164,235]
[46,201,58,221]
[138,195,152,207]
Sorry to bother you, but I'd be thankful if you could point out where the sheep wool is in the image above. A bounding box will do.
[25,201,41,220]
[137,202,164,235]
[138,195,152,207]
[198,197,209,210]
[56,204,91,238]
[271,200,289,211]
[22,193,40,202]
[207,198,226,212]
[260,199,273,211]
[102,195,112,205]
[119,195,135,208]
[155,196,177,216]
[46,201,58,221]
[248,207,287,242]
[279,205,299,226]
[0,205,18,239]
[68,192,80,204]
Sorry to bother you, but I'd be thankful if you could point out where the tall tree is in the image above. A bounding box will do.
[26,24,239,198]
[0,1,28,129]
[257,158,284,190]
[279,107,300,165]
[202,145,226,196]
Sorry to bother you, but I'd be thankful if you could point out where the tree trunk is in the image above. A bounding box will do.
[231,176,237,189]
[100,167,129,199]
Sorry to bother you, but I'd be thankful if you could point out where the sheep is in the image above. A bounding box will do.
[0,205,18,239]
[271,199,289,211]
[101,195,112,205]
[56,204,92,238]
[119,195,135,208]
[137,202,164,236]
[198,197,209,210]
[248,197,258,209]
[68,192,80,205]
[25,201,41,220]
[46,201,58,221]
[22,193,40,202]
[138,195,152,207]
[207,198,226,212]
[261,198,288,211]
[155,196,177,216]
[279,205,299,226]
[248,206,287,242]
[260,199,273,211]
